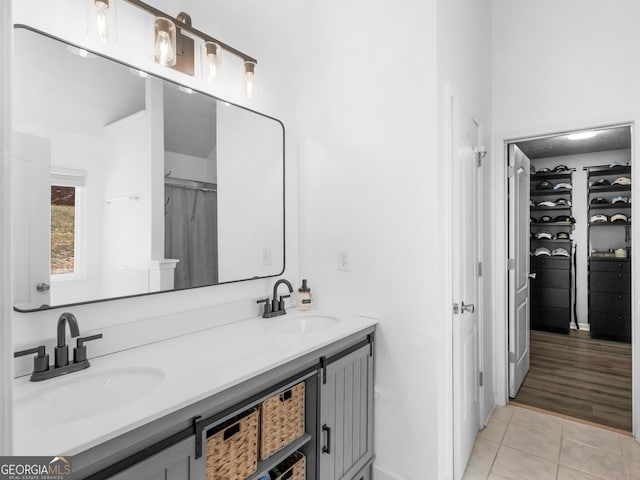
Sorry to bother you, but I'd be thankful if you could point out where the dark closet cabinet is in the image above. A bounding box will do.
[530,257,572,333]
[586,165,631,343]
[529,168,574,333]
[588,258,631,342]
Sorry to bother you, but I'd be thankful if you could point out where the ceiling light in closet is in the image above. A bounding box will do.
[567,131,598,141]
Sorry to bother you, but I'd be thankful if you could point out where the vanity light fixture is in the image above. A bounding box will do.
[122,0,258,93]
[153,17,177,67]
[203,41,221,83]
[244,61,257,99]
[87,0,117,43]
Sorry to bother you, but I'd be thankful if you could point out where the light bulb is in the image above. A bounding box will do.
[244,61,257,99]
[96,8,108,43]
[153,18,177,67]
[202,42,221,83]
[87,0,116,43]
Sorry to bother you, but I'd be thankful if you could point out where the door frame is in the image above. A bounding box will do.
[0,0,13,455]
[439,83,486,479]
[493,118,638,436]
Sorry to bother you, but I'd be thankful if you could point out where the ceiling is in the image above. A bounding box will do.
[516,126,631,159]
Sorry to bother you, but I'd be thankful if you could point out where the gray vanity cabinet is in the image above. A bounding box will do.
[80,329,375,480]
[320,343,374,480]
[107,436,197,480]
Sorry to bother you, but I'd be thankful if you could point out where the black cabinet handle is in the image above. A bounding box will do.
[322,424,331,454]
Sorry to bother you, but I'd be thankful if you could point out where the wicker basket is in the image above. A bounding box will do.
[260,382,305,459]
[270,452,306,480]
[206,408,259,480]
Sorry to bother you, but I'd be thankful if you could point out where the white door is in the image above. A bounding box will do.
[508,144,531,397]
[452,101,481,479]
[12,132,51,309]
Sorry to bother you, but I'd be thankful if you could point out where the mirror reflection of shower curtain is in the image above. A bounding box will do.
[165,185,218,289]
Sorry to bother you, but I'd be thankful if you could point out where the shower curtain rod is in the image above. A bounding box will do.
[165,176,218,192]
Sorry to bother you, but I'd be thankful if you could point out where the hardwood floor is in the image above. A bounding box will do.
[513,329,632,431]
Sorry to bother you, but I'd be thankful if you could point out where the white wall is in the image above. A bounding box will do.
[10,0,300,372]
[296,1,439,476]
[437,0,494,437]
[491,1,640,431]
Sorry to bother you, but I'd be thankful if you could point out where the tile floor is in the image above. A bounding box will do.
[463,405,640,480]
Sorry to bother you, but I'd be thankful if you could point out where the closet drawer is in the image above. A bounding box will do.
[531,257,571,271]
[590,271,631,294]
[531,306,570,331]
[589,259,631,273]
[590,292,631,315]
[590,312,631,343]
[531,287,571,309]
[533,269,570,289]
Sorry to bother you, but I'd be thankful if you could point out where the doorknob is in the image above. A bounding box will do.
[36,282,50,292]
[461,302,475,313]
[528,273,537,279]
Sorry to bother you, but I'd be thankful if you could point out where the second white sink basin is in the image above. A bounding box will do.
[15,366,165,427]
[273,315,340,333]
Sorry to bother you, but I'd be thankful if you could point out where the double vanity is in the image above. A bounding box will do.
[13,310,376,480]
[10,21,374,480]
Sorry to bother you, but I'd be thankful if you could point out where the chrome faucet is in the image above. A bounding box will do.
[55,312,80,368]
[14,312,102,382]
[257,278,294,318]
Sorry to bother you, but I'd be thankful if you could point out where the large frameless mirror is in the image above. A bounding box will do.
[12,26,285,312]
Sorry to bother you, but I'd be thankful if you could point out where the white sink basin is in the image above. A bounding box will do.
[273,315,340,333]
[15,367,165,427]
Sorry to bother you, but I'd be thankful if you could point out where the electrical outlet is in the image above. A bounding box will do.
[337,250,350,271]
[263,247,272,266]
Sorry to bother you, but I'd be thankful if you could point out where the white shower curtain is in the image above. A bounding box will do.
[165,185,218,289]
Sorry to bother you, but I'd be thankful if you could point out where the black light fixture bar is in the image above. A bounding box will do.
[123,0,258,64]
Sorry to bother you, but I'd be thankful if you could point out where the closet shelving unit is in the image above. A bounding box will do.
[529,168,575,334]
[585,164,632,343]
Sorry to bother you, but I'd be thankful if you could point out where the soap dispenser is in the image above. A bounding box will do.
[297,279,312,311]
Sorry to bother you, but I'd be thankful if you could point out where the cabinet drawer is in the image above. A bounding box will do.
[531,257,571,271]
[531,306,570,331]
[590,292,631,315]
[531,287,571,309]
[533,269,570,289]
[589,259,631,273]
[590,271,631,294]
[590,312,631,343]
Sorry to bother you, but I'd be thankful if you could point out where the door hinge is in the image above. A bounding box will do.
[507,258,515,270]
[479,371,484,387]
[478,262,483,277]
[508,351,516,362]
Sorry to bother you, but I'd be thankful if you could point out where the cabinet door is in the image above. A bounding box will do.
[107,437,198,480]
[320,344,374,480]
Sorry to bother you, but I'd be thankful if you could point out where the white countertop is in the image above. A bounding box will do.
[12,310,376,455]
